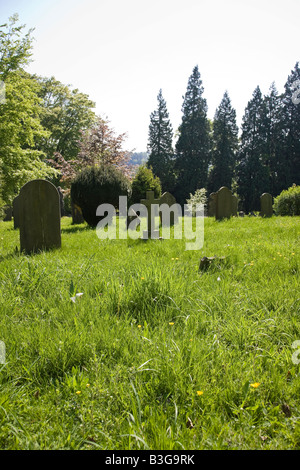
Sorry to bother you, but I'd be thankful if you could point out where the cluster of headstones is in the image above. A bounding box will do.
[4,180,274,253]
[9,181,180,251]
[207,187,273,219]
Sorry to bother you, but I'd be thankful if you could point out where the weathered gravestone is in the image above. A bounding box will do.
[140,190,160,239]
[260,193,273,217]
[159,192,179,226]
[13,195,20,229]
[71,201,84,225]
[231,195,238,216]
[207,192,217,217]
[3,206,12,221]
[57,186,64,217]
[216,186,233,220]
[19,179,61,254]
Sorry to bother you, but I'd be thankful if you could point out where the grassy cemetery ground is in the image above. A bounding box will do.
[0,215,299,450]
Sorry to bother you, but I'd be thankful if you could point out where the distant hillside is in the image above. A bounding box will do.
[128,152,148,166]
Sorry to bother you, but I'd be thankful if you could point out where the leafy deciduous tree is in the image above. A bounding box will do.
[48,117,134,185]
[0,16,57,204]
[35,75,96,161]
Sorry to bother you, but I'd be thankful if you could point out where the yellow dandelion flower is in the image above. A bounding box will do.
[176,257,179,260]
[197,391,203,396]
[250,382,260,388]
[169,322,174,325]
[141,277,145,280]
[138,324,142,328]
[86,384,90,388]
[76,391,82,395]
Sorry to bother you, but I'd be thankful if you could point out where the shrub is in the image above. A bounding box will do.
[130,165,161,205]
[273,184,300,216]
[186,188,207,216]
[71,165,131,226]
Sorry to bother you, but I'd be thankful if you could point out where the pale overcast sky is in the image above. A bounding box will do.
[0,0,299,151]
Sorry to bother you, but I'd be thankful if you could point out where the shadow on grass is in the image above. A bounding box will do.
[61,224,93,234]
[0,249,20,263]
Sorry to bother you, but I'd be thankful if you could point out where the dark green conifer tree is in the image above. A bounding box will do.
[207,91,238,193]
[263,82,285,196]
[236,86,270,212]
[174,66,210,205]
[147,89,175,193]
[280,62,300,189]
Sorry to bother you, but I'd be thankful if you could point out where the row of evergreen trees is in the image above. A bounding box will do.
[147,64,300,212]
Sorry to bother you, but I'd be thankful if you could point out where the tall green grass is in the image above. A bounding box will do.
[0,215,299,449]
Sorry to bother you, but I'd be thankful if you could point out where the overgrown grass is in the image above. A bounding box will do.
[0,215,299,450]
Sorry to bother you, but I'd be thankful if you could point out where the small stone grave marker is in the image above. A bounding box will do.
[71,201,84,225]
[3,206,12,221]
[159,192,179,226]
[13,195,20,229]
[207,192,217,217]
[140,190,160,239]
[231,195,238,216]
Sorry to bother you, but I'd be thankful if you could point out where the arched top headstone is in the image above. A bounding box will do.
[19,179,61,254]
[159,192,179,226]
[207,192,217,217]
[260,193,273,217]
[13,195,20,229]
[216,186,233,220]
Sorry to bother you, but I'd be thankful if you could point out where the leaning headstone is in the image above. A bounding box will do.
[71,202,84,225]
[159,192,179,226]
[215,187,233,220]
[140,190,160,239]
[3,206,12,221]
[231,195,238,216]
[13,195,20,229]
[260,193,273,218]
[207,192,217,217]
[19,179,61,254]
